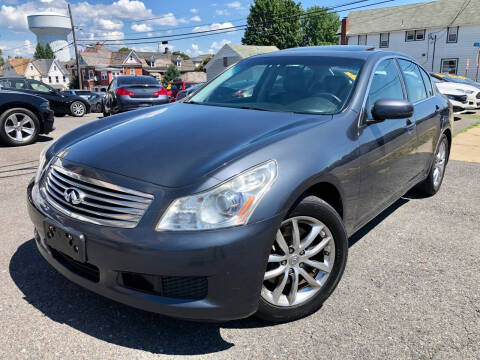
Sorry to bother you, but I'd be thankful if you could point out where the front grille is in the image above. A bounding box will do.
[119,272,208,300]
[41,160,153,228]
[51,248,100,282]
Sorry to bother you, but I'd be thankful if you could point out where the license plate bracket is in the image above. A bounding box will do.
[44,221,86,263]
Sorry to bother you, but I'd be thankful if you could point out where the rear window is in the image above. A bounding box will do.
[0,79,26,89]
[118,77,159,85]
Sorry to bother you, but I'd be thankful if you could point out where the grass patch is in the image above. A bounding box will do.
[454,121,480,137]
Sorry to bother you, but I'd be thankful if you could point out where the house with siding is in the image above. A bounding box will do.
[205,44,279,81]
[338,0,480,78]
[31,59,70,90]
[3,58,30,77]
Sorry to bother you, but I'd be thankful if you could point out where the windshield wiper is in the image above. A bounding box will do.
[241,106,285,112]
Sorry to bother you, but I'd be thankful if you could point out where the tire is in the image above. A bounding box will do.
[0,108,39,146]
[256,196,348,322]
[415,134,449,196]
[95,104,102,113]
[102,109,110,117]
[70,101,86,117]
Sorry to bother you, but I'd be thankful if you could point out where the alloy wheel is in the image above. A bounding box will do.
[261,216,335,307]
[3,113,35,143]
[71,102,85,116]
[433,139,447,188]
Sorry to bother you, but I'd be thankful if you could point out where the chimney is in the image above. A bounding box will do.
[340,17,349,45]
[164,47,169,54]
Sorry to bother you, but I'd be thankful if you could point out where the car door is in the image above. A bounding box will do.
[27,80,68,114]
[396,59,440,177]
[356,58,420,226]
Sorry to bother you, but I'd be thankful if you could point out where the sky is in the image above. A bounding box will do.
[0,0,432,59]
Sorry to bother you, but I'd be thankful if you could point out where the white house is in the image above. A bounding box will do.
[205,44,279,81]
[339,0,480,79]
[31,59,70,90]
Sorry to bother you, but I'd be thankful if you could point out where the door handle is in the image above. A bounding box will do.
[406,119,415,133]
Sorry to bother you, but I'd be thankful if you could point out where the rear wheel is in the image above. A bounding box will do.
[256,196,348,322]
[416,134,449,196]
[0,108,39,146]
[70,101,86,117]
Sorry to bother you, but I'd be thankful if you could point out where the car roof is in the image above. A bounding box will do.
[253,46,414,62]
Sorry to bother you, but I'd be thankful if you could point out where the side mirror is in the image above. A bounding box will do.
[368,99,414,124]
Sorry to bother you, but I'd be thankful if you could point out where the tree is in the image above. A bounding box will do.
[44,43,55,59]
[33,43,45,59]
[301,6,341,46]
[172,51,190,60]
[69,75,79,89]
[118,47,131,52]
[0,49,4,68]
[195,55,213,72]
[242,0,303,49]
[163,64,181,83]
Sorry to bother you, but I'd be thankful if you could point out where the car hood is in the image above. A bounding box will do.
[436,82,479,94]
[58,103,319,187]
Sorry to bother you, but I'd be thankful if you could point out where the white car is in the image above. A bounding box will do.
[434,86,472,114]
[432,78,480,109]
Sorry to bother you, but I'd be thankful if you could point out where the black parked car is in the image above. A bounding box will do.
[0,77,90,117]
[61,89,94,100]
[102,75,169,116]
[0,88,54,146]
[27,47,452,322]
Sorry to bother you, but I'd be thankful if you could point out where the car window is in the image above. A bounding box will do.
[0,79,26,89]
[419,68,434,97]
[365,59,405,119]
[78,91,91,95]
[189,56,364,115]
[30,80,52,93]
[397,59,427,103]
[118,77,159,85]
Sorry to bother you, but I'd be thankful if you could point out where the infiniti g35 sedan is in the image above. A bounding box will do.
[27,46,452,322]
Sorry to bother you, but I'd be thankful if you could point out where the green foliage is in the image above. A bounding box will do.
[172,51,190,60]
[163,64,181,83]
[195,55,213,72]
[0,49,4,68]
[301,6,340,46]
[242,0,303,49]
[44,43,55,59]
[33,43,45,59]
[69,75,79,89]
[118,47,131,52]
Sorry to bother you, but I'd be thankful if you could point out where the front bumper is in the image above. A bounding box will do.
[40,108,54,134]
[27,180,280,321]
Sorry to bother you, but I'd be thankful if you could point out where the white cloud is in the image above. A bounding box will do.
[215,9,230,16]
[190,15,201,22]
[193,22,234,33]
[150,12,181,26]
[96,18,123,31]
[227,1,241,8]
[131,23,152,32]
[190,8,198,13]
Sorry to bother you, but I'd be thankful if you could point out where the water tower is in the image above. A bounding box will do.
[27,13,71,61]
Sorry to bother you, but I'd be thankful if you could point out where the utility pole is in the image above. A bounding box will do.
[431,35,437,72]
[68,3,82,89]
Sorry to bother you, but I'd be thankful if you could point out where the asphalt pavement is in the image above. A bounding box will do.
[0,112,479,360]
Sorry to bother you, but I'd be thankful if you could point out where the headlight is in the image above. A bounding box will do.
[40,101,50,109]
[34,146,48,184]
[156,160,277,231]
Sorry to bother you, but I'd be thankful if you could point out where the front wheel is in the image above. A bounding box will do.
[256,196,348,322]
[0,108,39,146]
[70,101,86,117]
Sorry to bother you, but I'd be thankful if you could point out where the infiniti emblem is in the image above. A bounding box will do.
[63,187,84,205]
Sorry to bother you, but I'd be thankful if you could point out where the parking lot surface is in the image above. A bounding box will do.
[0,113,479,359]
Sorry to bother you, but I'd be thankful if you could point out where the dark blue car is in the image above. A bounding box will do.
[27,46,452,322]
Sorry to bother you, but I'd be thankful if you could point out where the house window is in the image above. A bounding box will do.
[48,76,51,83]
[88,70,94,80]
[415,29,425,41]
[379,33,389,48]
[30,65,33,70]
[63,76,66,82]
[440,58,458,74]
[176,60,182,67]
[447,27,458,43]
[54,65,57,71]
[82,70,86,78]
[129,56,133,61]
[130,68,135,75]
[406,30,415,41]
[55,76,59,83]
[358,34,367,45]
[223,57,228,67]
[101,71,107,80]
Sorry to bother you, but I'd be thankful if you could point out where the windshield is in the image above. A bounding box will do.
[188,56,364,114]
